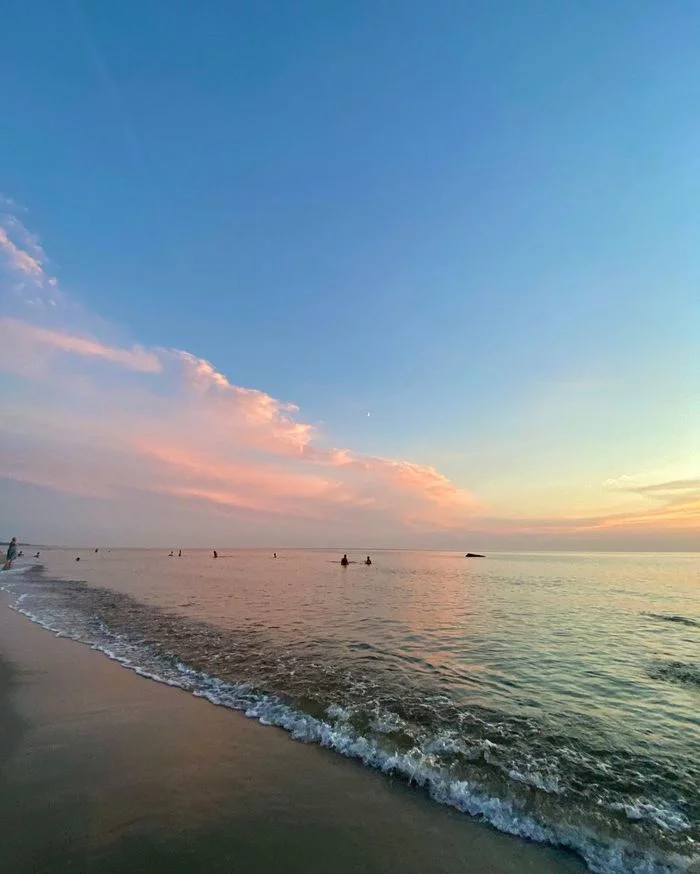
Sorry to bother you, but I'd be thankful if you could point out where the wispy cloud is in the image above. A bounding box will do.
[0,205,63,313]
[0,227,45,278]
[0,318,162,374]
[70,0,144,167]
[625,478,700,498]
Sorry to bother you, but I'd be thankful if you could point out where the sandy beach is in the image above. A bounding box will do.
[0,595,586,874]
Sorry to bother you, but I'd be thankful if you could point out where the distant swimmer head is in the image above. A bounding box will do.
[75,556,81,561]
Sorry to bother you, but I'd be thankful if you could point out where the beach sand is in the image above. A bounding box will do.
[0,598,585,873]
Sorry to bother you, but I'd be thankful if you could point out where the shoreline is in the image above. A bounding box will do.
[0,594,586,873]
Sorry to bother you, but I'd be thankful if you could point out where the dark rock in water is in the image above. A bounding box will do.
[465,553,485,558]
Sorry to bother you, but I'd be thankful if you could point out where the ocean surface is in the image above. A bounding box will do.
[2,549,698,873]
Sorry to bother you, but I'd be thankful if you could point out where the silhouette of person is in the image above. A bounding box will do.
[365,556,372,565]
[4,537,18,569]
[340,554,349,566]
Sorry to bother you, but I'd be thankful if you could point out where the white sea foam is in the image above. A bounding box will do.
[609,801,691,833]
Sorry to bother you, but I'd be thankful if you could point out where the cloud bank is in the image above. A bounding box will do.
[1,202,697,548]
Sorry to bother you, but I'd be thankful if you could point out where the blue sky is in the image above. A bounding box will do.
[1,1,698,547]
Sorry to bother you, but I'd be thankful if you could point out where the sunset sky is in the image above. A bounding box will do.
[1,1,698,549]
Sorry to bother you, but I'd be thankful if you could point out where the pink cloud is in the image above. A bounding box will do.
[0,317,162,374]
[0,336,477,534]
[169,349,316,455]
[6,199,698,548]
[6,311,695,543]
[138,441,348,503]
[315,449,480,528]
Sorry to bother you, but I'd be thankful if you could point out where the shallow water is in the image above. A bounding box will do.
[3,549,699,873]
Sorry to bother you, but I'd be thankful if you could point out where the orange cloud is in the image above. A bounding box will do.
[478,485,700,538]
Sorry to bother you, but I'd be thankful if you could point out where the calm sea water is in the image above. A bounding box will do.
[3,549,699,873]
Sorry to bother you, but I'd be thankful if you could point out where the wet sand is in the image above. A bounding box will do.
[0,598,585,873]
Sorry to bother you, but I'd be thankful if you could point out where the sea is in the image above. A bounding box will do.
[2,549,698,874]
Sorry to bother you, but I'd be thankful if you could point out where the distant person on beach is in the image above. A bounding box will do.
[34,552,40,559]
[178,549,182,557]
[273,552,277,558]
[365,556,372,565]
[4,537,18,569]
[340,554,349,566]
[213,550,218,559]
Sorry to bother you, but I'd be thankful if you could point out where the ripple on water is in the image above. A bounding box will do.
[2,562,699,874]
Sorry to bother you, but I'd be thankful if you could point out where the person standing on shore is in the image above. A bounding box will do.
[4,537,18,569]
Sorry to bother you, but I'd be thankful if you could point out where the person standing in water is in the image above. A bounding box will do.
[365,556,372,565]
[340,554,349,566]
[178,549,182,557]
[4,537,18,569]
[213,550,218,559]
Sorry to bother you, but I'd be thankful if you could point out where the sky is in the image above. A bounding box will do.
[1,0,698,549]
